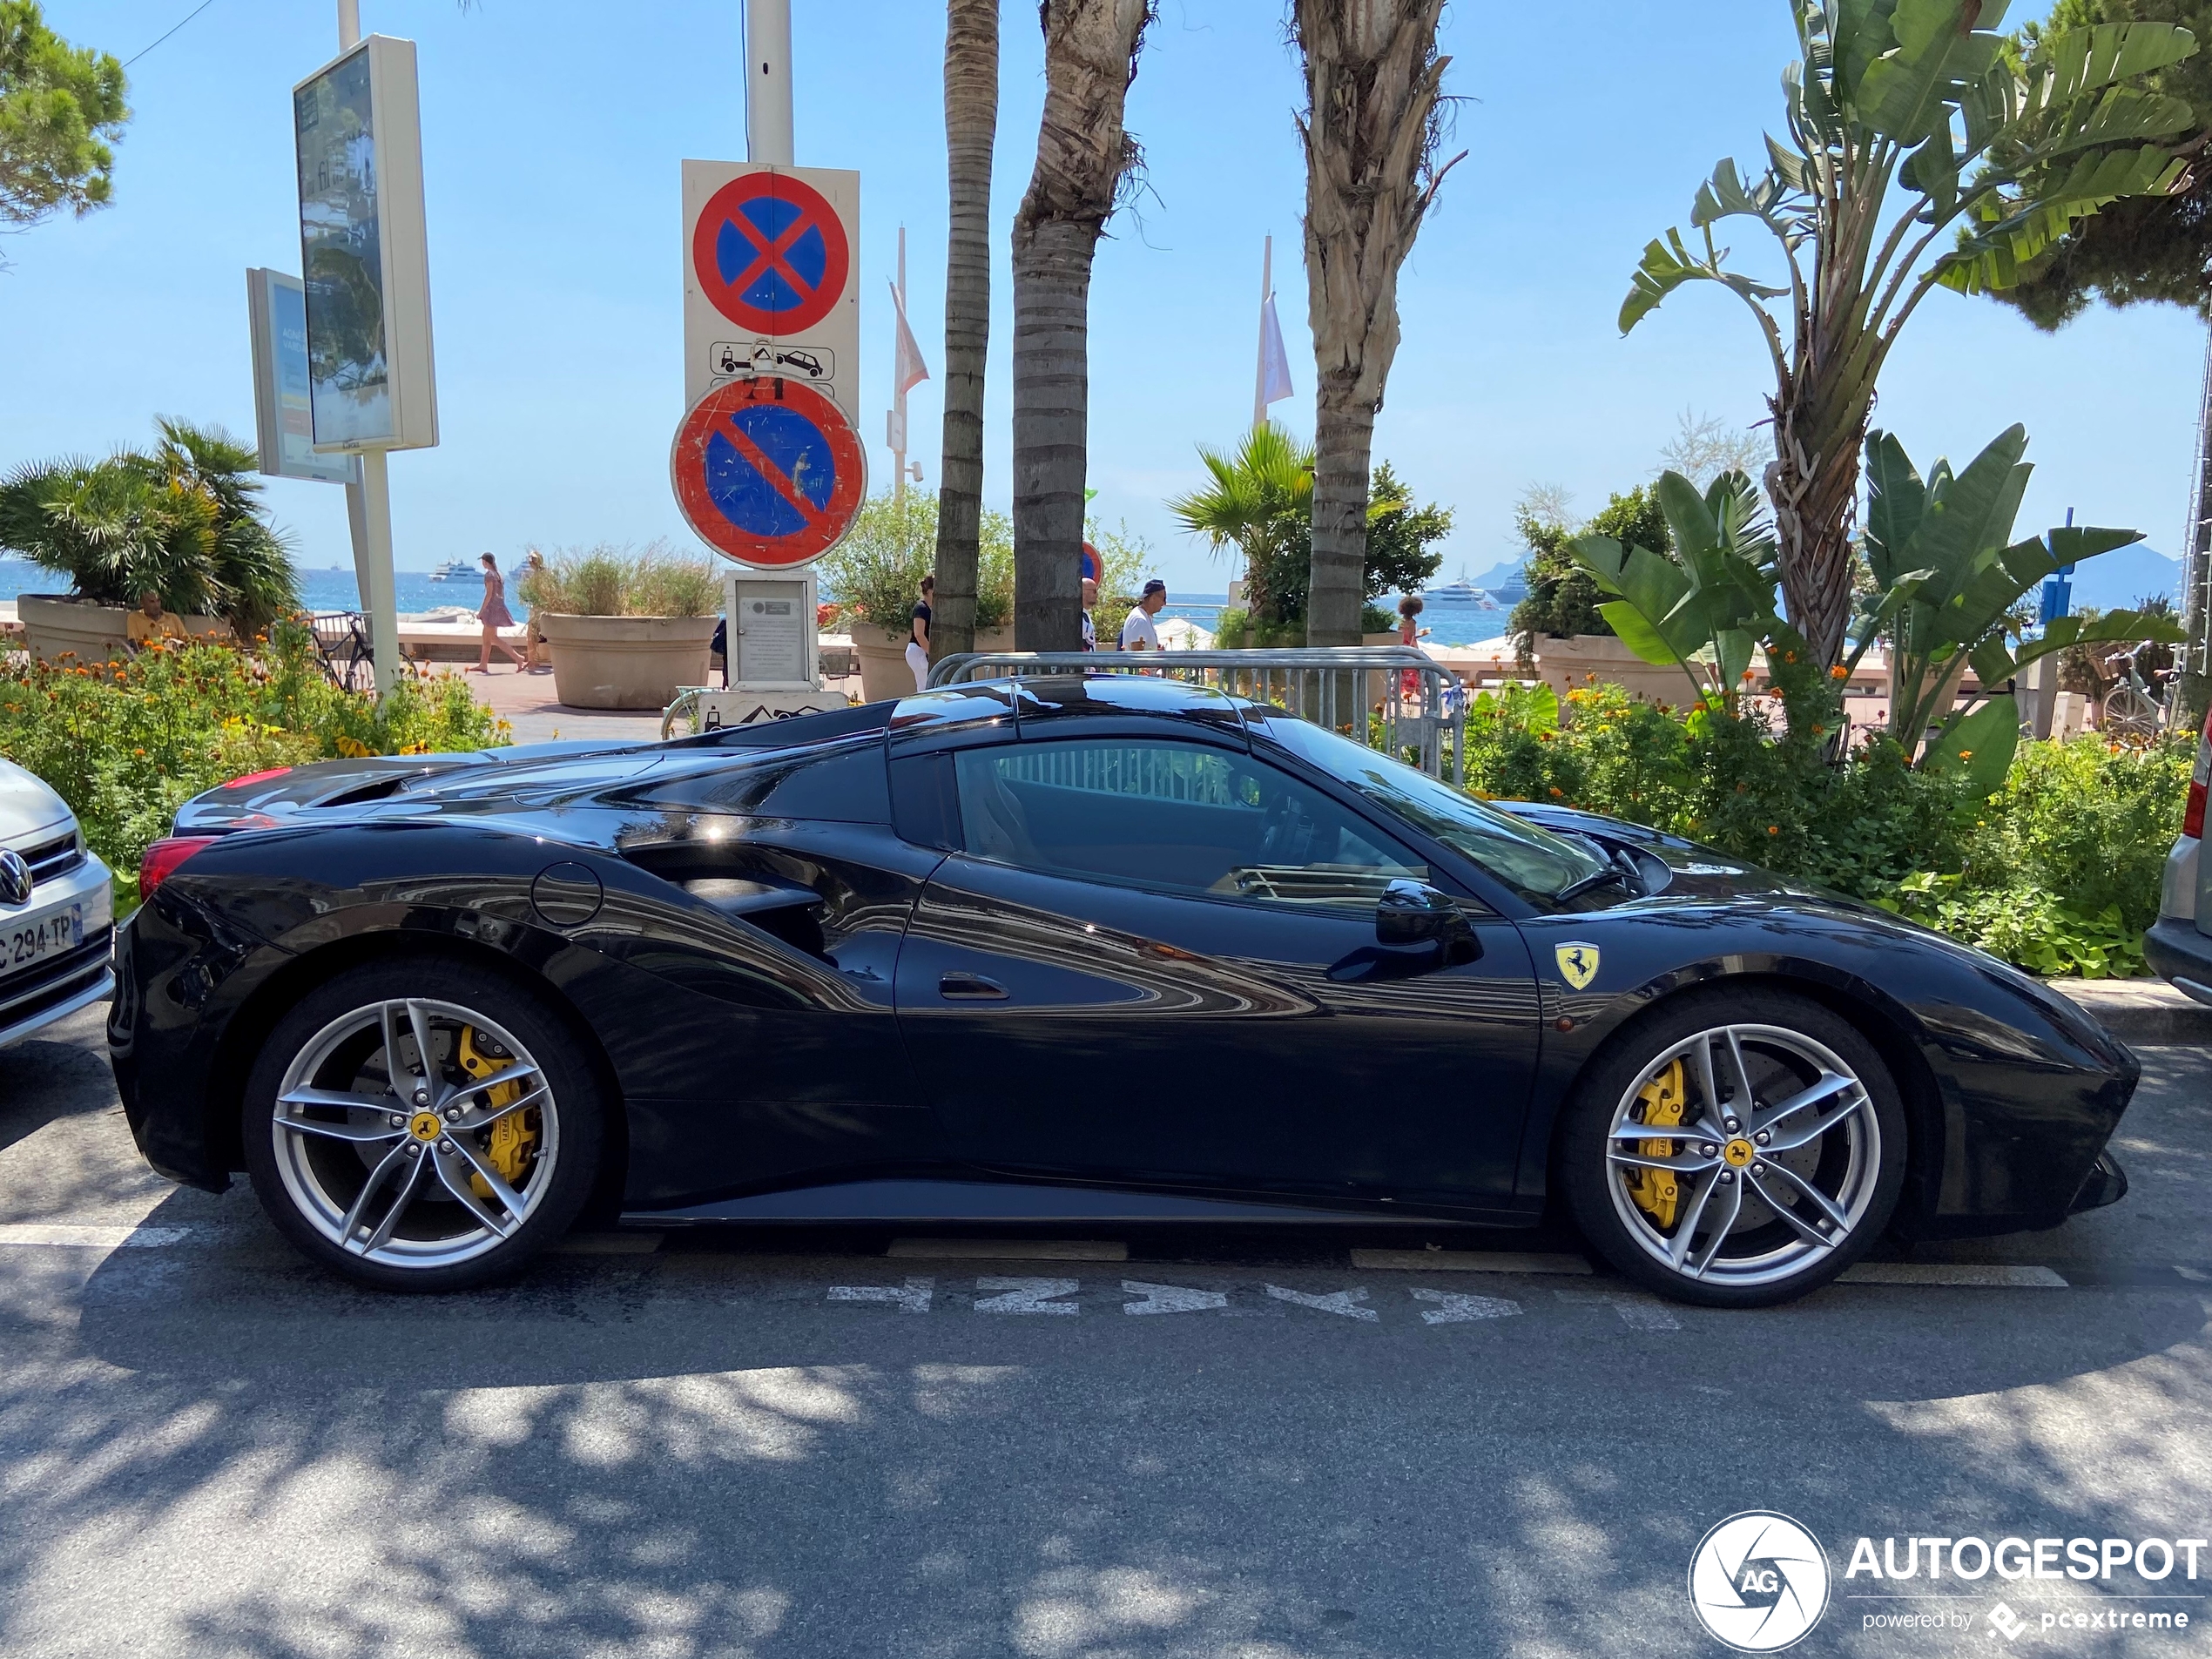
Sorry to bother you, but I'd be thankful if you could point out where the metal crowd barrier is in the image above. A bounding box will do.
[926,647,1469,784]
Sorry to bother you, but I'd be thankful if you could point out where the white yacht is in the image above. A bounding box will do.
[428,557,474,582]
[1420,579,1485,606]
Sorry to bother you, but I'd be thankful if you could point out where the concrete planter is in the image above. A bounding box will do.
[17,593,231,664]
[538,612,717,710]
[1521,633,1693,705]
[850,618,1012,704]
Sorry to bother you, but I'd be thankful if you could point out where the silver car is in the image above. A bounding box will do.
[2147,705,2212,1004]
[0,759,115,1048]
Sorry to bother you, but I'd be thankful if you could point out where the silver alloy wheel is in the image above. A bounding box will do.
[1603,1022,1880,1289]
[268,996,561,1270]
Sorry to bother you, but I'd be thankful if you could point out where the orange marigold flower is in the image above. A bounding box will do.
[1767,825,1780,835]
[1548,786,1564,798]
[1811,725,1826,736]
[1829,664,1849,681]
[1958,749,1973,760]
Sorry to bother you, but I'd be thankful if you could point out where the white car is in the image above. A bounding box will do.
[2147,705,2212,1005]
[0,759,115,1049]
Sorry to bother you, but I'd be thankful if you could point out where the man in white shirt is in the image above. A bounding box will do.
[1081,577,1098,651]
[1120,579,1167,651]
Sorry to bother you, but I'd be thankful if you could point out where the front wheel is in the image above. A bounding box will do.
[242,957,605,1291]
[1560,990,1905,1308]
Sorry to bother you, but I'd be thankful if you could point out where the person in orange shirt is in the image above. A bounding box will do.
[125,591,188,649]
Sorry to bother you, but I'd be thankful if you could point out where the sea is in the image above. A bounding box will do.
[0,562,1514,648]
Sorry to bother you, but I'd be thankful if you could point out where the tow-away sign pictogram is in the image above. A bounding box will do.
[671,377,867,568]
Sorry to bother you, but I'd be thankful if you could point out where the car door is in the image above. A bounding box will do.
[891,730,1541,1206]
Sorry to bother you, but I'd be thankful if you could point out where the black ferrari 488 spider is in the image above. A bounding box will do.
[110,676,2134,1305]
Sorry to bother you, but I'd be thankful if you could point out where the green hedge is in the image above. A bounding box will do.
[1455,678,2190,978]
[1,624,505,899]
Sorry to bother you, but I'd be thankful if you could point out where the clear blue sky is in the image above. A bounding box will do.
[3,1,2202,588]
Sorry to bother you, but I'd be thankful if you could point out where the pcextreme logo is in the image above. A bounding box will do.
[1689,1511,1831,1652]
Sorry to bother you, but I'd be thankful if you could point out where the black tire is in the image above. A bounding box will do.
[1559,987,1906,1309]
[242,955,605,1291]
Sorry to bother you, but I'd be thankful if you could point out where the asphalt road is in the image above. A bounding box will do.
[3,1002,2211,1658]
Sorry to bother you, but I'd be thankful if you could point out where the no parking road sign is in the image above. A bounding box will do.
[671,376,867,568]
[683,162,859,411]
[691,171,851,336]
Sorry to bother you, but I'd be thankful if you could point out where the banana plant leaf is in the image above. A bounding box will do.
[1923,694,2020,802]
[1968,606,2187,688]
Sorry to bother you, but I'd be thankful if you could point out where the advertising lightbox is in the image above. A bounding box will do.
[246,267,361,485]
[292,35,438,453]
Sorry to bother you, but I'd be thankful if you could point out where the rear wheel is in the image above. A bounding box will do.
[2102,685,2161,744]
[1560,989,1905,1308]
[242,958,604,1291]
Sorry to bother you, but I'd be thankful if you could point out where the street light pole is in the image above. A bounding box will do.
[745,0,794,166]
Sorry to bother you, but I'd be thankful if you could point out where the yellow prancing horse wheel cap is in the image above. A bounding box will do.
[408,1110,443,1143]
[1722,1137,1756,1168]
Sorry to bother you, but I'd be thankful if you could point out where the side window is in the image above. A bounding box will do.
[952,738,1427,908]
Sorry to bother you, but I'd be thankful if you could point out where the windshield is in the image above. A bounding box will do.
[1252,715,1609,902]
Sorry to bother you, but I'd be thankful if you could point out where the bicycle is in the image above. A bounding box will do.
[2100,638,2178,742]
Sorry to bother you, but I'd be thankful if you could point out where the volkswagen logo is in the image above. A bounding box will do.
[0,847,30,907]
[1688,1511,1831,1652]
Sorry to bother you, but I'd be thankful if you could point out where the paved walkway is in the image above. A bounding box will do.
[449,662,868,745]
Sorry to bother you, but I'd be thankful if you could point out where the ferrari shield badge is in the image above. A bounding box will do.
[1555,942,1601,991]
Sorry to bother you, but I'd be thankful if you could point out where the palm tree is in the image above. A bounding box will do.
[929,0,999,664]
[1167,424,1314,629]
[1292,0,1458,646]
[1008,0,1154,650]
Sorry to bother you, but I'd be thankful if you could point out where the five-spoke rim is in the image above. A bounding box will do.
[269,997,560,1270]
[1603,1022,1879,1288]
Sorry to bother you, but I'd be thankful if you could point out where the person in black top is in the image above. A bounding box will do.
[906,575,934,692]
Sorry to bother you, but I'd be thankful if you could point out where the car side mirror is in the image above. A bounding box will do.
[1376,879,1458,946]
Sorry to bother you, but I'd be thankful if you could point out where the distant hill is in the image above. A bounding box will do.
[2065,543,2183,612]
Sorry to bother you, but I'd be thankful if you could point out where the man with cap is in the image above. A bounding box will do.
[1120,579,1168,651]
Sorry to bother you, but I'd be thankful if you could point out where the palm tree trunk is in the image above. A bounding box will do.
[930,0,999,664]
[1009,0,1152,651]
[1294,0,1455,648]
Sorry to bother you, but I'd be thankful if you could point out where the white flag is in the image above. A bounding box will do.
[1258,289,1293,409]
[890,280,930,396]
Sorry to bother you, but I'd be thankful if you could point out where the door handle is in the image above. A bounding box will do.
[939,971,1008,1001]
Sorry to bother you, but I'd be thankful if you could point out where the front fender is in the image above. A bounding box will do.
[1509,900,2137,1233]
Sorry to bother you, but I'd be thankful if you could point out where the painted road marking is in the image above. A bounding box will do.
[1352,1248,1594,1276]
[1122,1280,1230,1315]
[1265,1285,1379,1322]
[826,1276,934,1313]
[1838,1263,2068,1288]
[1412,1289,1522,1324]
[890,1238,1129,1262]
[1557,1289,1683,1331]
[974,1277,1082,1314]
[0,1223,192,1249]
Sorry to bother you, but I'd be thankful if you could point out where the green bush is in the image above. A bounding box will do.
[516,542,719,617]
[817,491,1015,631]
[0,420,300,634]
[1457,678,2188,978]
[0,627,504,900]
[1507,484,1671,657]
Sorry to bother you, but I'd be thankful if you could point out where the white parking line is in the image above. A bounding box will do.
[1264,1285,1379,1321]
[1556,1289,1683,1331]
[974,1276,1082,1314]
[0,1223,192,1250]
[1838,1262,2068,1288]
[1122,1280,1229,1315]
[1352,1248,1594,1276]
[889,1238,1128,1261]
[826,1276,934,1312]
[1412,1289,1522,1324]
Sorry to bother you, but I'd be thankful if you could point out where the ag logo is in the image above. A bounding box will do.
[1554,941,1601,990]
[1688,1511,1830,1652]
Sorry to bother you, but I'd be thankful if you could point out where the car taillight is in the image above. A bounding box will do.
[222,767,292,789]
[138,836,219,899]
[2188,710,2212,840]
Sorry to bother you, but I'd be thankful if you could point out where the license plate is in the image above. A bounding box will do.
[3,905,82,978]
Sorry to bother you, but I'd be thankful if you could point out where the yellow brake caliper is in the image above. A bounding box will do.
[458,1026,537,1199]
[1626,1058,1688,1229]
